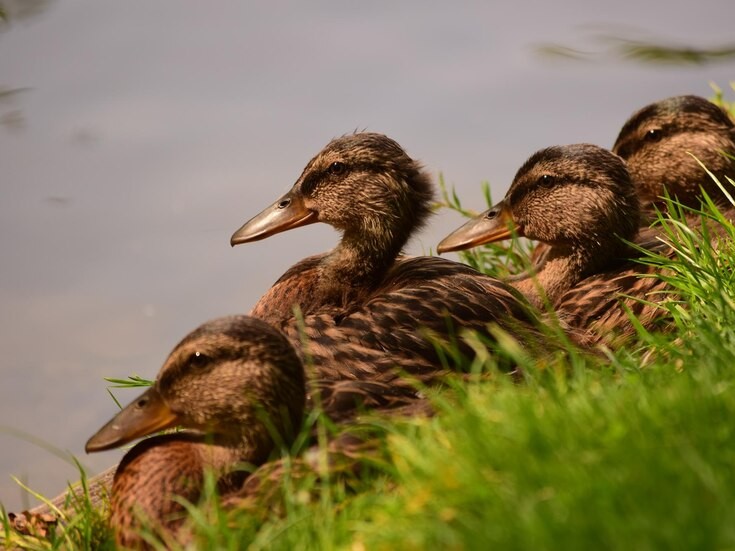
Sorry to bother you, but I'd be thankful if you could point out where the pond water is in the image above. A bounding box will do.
[1,0,733,511]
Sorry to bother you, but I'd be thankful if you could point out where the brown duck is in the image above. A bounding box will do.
[13,135,546,535]
[85,315,306,548]
[438,144,641,311]
[230,133,553,415]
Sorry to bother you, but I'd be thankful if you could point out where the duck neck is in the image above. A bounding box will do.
[512,240,625,309]
[317,223,406,310]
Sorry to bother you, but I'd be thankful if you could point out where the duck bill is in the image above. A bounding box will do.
[230,189,318,246]
[85,387,181,453]
[437,201,521,253]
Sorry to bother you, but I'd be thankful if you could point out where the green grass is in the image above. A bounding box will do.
[4,164,735,550]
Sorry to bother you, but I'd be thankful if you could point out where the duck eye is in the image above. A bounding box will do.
[327,161,347,175]
[189,351,211,370]
[645,128,662,142]
[538,174,555,186]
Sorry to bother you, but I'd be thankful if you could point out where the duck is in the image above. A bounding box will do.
[612,94,735,214]
[437,144,641,312]
[19,317,432,546]
[84,315,306,548]
[230,132,556,415]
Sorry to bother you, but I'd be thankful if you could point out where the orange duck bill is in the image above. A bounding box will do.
[437,201,522,254]
[85,387,181,453]
[230,188,318,246]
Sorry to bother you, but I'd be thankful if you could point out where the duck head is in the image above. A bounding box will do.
[86,316,305,460]
[230,132,434,251]
[439,144,639,255]
[438,144,640,304]
[612,95,735,210]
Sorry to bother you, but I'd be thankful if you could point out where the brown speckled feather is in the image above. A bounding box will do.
[250,254,326,326]
[224,405,432,510]
[109,434,241,549]
[294,256,534,364]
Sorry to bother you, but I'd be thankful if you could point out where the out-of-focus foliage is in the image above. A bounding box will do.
[537,27,735,66]
[0,87,28,133]
[0,1,56,133]
[711,82,735,119]
[0,0,55,28]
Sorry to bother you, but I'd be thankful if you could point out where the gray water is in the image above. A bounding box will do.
[1,0,733,512]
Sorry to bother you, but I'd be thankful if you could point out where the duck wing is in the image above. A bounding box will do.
[276,256,542,419]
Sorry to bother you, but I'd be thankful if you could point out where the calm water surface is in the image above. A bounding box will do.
[1,0,734,511]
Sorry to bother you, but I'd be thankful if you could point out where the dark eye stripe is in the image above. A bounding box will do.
[300,173,320,195]
[300,161,382,195]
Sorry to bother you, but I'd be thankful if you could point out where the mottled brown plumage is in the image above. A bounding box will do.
[232,133,551,416]
[85,316,305,548]
[225,400,435,513]
[438,144,641,311]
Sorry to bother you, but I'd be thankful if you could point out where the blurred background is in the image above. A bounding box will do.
[1,0,733,511]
